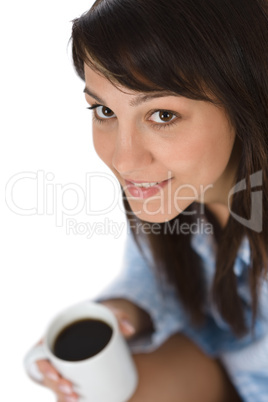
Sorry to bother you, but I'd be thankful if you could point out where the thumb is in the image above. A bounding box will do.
[106,306,136,338]
[118,318,136,338]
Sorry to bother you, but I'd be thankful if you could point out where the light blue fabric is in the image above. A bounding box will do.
[96,222,268,402]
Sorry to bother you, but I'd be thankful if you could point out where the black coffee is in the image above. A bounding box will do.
[53,319,113,361]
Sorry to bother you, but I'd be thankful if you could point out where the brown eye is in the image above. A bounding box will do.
[102,107,114,117]
[150,110,177,124]
[95,106,115,119]
[159,111,173,122]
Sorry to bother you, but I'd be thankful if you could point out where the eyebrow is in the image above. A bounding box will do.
[83,86,179,107]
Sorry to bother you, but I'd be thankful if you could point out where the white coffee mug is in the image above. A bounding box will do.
[24,301,138,402]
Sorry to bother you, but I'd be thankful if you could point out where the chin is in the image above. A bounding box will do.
[124,196,196,225]
[138,213,178,223]
[126,204,182,224]
[127,196,200,224]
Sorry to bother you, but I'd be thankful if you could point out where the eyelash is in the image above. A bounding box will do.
[87,104,109,126]
[87,103,180,130]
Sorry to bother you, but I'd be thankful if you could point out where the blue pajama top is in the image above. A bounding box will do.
[97,222,268,402]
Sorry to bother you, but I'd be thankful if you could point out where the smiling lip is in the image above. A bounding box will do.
[124,178,172,199]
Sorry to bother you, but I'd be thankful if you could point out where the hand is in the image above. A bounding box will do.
[32,300,152,401]
[99,298,153,339]
[36,357,78,402]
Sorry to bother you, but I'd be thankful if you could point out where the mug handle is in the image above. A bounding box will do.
[24,343,48,383]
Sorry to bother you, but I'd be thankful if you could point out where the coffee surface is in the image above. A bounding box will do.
[53,319,113,361]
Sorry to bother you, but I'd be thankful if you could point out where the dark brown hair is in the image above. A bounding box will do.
[71,0,268,336]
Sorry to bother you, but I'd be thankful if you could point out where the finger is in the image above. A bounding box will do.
[118,318,136,338]
[107,307,136,338]
[43,377,77,397]
[37,361,62,395]
[56,389,79,402]
[57,396,79,402]
[46,380,78,402]
[36,359,60,382]
[57,378,78,399]
[37,360,79,400]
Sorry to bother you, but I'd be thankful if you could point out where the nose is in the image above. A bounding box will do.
[112,126,153,176]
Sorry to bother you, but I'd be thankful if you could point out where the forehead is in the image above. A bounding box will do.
[84,62,139,101]
[84,62,185,106]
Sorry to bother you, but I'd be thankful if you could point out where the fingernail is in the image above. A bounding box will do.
[46,371,59,381]
[64,397,78,402]
[121,319,135,335]
[58,383,73,395]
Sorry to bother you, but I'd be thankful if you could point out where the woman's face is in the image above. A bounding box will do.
[84,63,236,223]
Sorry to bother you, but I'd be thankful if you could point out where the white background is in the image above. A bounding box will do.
[1,1,127,400]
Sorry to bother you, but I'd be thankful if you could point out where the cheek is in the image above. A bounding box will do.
[165,124,235,184]
[92,130,114,166]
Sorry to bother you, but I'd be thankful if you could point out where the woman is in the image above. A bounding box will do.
[25,0,268,401]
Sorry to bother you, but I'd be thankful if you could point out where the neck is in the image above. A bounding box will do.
[203,138,241,228]
[205,203,230,228]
